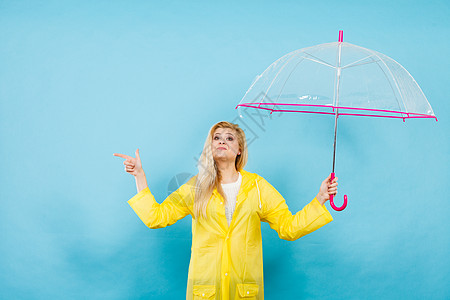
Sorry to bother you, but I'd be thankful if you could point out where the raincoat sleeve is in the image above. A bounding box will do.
[258,176,333,241]
[127,176,196,229]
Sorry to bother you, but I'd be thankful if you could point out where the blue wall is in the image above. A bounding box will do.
[1,1,449,299]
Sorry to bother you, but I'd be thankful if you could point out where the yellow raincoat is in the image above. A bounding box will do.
[128,169,333,300]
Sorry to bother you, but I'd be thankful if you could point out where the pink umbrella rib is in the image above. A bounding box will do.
[236,102,437,121]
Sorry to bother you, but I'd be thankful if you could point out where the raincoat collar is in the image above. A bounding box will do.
[212,169,257,198]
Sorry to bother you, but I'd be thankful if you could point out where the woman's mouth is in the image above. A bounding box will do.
[217,147,227,150]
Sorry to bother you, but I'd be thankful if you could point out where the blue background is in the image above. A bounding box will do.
[1,0,449,299]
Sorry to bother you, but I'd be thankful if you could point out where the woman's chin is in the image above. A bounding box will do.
[213,155,235,163]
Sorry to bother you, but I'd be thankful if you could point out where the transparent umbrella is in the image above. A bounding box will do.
[236,31,437,211]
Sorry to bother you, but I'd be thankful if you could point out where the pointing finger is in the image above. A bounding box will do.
[113,153,131,160]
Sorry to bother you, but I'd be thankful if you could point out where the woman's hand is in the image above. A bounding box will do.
[113,149,144,177]
[316,174,338,206]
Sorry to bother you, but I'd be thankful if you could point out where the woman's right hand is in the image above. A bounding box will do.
[316,174,338,206]
[113,149,143,177]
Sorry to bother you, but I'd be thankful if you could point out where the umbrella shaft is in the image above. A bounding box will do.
[332,41,343,173]
[332,112,338,173]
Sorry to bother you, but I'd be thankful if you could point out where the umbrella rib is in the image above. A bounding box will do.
[349,43,408,115]
[239,51,295,105]
[241,43,335,108]
[342,59,380,69]
[385,55,435,116]
[267,51,334,106]
[301,52,336,69]
[269,51,336,106]
[368,52,408,115]
[274,57,307,103]
[238,102,437,120]
[341,55,378,69]
[262,52,301,108]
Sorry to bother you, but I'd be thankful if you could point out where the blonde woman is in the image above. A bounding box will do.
[114,121,337,300]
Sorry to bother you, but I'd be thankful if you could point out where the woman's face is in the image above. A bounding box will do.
[211,128,240,163]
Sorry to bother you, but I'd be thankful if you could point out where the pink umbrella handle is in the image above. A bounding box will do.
[329,172,347,211]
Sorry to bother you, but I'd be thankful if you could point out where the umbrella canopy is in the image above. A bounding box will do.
[236,31,437,211]
[237,36,436,121]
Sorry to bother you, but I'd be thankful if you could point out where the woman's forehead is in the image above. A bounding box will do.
[213,128,236,135]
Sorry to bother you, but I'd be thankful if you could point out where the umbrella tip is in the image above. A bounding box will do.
[339,30,343,42]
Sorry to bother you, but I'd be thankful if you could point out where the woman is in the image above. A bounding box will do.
[114,121,337,300]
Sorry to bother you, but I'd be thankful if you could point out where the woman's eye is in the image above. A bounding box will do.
[227,137,233,141]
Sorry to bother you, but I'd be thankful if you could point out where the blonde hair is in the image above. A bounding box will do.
[194,121,248,219]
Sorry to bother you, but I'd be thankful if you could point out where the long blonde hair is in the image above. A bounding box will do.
[194,121,248,219]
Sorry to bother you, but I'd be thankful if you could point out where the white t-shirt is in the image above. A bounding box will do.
[221,172,242,226]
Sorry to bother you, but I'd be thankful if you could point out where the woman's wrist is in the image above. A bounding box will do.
[316,194,326,206]
[135,171,148,193]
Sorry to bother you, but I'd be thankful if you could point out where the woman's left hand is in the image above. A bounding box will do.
[316,174,338,205]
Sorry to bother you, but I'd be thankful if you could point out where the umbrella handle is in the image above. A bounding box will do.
[329,172,348,211]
